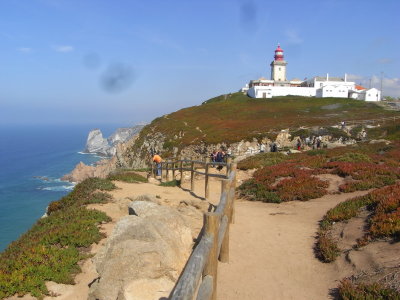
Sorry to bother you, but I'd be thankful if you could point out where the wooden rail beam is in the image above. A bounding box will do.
[203,212,220,300]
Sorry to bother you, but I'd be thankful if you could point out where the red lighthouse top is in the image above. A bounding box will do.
[274,44,284,61]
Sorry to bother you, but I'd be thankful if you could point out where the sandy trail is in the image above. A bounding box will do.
[217,190,369,300]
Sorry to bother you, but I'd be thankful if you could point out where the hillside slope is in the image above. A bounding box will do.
[125,92,398,166]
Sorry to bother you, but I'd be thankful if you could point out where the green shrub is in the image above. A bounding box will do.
[332,152,372,163]
[159,179,181,187]
[107,171,148,183]
[0,177,115,298]
[315,231,340,263]
[0,207,110,298]
[338,279,400,300]
[238,179,282,203]
[237,152,287,170]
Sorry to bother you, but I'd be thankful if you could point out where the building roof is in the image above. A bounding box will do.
[314,76,344,82]
[355,85,366,90]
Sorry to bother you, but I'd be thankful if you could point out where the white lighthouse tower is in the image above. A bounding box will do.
[270,44,287,82]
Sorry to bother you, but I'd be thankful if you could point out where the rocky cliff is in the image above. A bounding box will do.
[84,125,144,157]
[63,125,144,183]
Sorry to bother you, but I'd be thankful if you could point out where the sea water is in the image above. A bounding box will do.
[0,124,120,251]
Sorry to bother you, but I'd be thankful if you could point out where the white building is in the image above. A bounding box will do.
[245,45,381,101]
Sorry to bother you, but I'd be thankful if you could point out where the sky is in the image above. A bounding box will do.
[0,0,399,126]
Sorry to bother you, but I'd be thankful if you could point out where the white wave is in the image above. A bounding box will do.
[37,185,74,192]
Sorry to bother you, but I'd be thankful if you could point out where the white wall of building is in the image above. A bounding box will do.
[316,85,349,98]
[360,88,381,101]
[248,86,316,98]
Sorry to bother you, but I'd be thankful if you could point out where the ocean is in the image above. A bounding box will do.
[0,124,120,252]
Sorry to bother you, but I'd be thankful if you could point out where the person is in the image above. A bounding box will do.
[296,138,301,151]
[215,149,224,171]
[341,121,346,130]
[210,150,216,162]
[260,143,266,153]
[152,152,162,176]
[316,137,321,149]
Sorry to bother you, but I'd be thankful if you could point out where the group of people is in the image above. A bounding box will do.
[210,149,228,170]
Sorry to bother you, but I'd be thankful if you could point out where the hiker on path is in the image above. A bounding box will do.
[296,139,301,151]
[153,152,162,176]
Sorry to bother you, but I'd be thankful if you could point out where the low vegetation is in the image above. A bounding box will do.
[107,170,148,183]
[128,93,398,158]
[338,279,400,300]
[239,141,400,204]
[0,177,117,299]
[159,179,181,187]
[237,152,287,170]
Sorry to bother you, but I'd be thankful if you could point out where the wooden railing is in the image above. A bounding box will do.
[151,157,232,201]
[152,157,236,300]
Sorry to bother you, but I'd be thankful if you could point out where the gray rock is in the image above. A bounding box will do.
[84,129,110,155]
[84,125,145,157]
[88,203,193,300]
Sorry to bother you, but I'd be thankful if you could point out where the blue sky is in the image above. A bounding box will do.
[1,0,399,125]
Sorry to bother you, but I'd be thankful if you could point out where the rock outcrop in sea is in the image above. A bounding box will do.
[63,125,145,183]
[84,125,144,157]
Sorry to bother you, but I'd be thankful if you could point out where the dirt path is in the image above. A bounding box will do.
[16,169,369,300]
[217,190,369,300]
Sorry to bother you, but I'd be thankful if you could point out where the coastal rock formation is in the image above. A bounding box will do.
[84,129,110,156]
[63,126,144,183]
[88,199,194,300]
[84,125,144,157]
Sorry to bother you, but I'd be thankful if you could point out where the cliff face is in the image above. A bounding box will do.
[63,126,144,183]
[84,125,144,157]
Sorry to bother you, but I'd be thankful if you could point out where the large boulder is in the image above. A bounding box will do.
[88,201,193,300]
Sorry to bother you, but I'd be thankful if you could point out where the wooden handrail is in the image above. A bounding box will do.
[161,158,237,300]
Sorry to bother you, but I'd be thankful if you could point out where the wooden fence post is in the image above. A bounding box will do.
[219,180,230,263]
[226,157,232,176]
[179,156,183,182]
[161,162,167,182]
[150,159,154,178]
[230,163,237,224]
[203,212,220,300]
[205,157,210,200]
[191,157,195,192]
[172,158,176,180]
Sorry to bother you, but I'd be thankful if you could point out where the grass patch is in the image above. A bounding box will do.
[0,177,115,299]
[107,171,148,183]
[237,152,287,170]
[159,179,181,187]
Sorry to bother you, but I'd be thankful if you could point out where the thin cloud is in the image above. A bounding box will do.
[377,58,394,65]
[52,45,74,52]
[285,29,303,45]
[17,47,33,53]
[348,74,400,97]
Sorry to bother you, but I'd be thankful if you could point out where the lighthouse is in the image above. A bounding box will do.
[270,44,287,82]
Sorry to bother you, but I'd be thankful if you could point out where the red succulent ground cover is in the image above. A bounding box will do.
[239,142,400,203]
[317,183,400,298]
[239,162,329,203]
[325,161,400,192]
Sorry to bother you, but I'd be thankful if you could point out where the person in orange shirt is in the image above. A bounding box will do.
[153,153,162,176]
